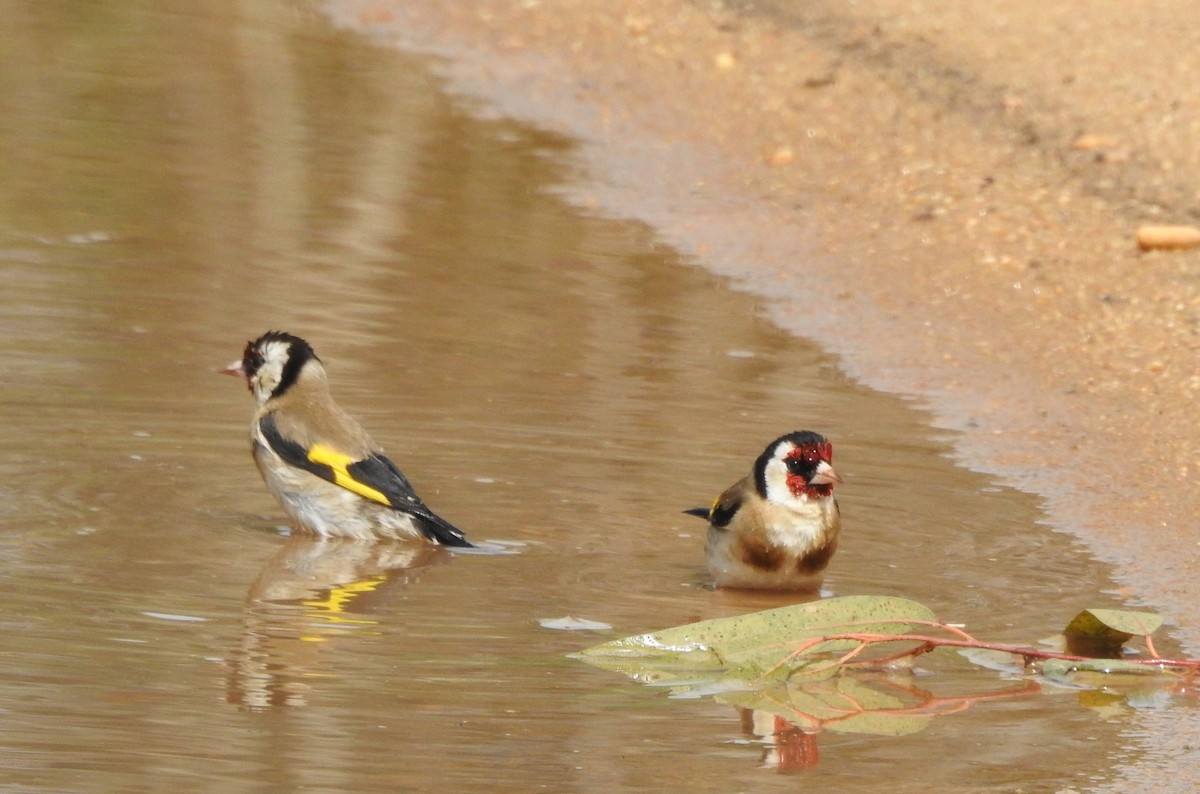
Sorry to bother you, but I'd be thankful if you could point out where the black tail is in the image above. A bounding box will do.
[682,507,710,519]
[414,507,474,548]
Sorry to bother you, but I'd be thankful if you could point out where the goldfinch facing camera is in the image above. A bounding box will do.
[223,331,472,546]
[686,431,841,591]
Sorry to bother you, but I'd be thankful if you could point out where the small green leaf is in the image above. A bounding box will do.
[1062,609,1162,658]
[1044,662,1182,708]
[1082,609,1163,637]
[1040,657,1166,680]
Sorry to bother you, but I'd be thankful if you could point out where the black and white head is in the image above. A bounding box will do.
[225,331,320,405]
[753,431,841,507]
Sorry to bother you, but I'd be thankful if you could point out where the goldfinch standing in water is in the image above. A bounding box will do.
[686,431,841,591]
[223,331,472,546]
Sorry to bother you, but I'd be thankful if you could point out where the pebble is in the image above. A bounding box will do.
[1136,225,1200,251]
[767,145,794,166]
[1072,134,1118,151]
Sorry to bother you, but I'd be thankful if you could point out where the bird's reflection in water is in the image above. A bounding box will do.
[227,536,451,709]
[739,708,821,772]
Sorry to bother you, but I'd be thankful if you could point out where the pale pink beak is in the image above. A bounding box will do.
[808,461,842,487]
[219,359,245,378]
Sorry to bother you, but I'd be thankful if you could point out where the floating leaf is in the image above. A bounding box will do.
[1044,661,1183,709]
[576,595,936,681]
[1063,609,1162,658]
[1081,609,1163,637]
[1040,657,1170,682]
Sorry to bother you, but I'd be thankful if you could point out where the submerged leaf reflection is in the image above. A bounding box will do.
[723,675,1039,772]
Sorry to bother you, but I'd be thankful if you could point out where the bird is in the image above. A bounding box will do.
[685,431,842,591]
[222,331,473,546]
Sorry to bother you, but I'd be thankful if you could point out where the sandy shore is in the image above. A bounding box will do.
[326,2,1200,646]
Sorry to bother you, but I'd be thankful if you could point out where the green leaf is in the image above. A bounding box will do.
[576,595,937,680]
[1062,609,1162,658]
[1040,657,1167,680]
[1081,609,1163,637]
[1043,659,1183,709]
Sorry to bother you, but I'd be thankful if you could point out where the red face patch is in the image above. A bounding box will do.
[788,442,832,464]
[784,442,835,499]
[786,474,835,499]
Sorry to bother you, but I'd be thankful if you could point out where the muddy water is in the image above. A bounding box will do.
[0,3,1165,792]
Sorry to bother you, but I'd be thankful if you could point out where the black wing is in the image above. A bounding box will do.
[258,414,473,547]
[682,488,741,529]
[347,454,474,548]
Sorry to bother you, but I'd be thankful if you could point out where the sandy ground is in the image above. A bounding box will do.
[326,1,1200,648]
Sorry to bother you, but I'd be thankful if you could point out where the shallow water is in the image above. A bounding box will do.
[0,3,1175,791]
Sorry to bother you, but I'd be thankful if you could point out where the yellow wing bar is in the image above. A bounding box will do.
[307,444,391,506]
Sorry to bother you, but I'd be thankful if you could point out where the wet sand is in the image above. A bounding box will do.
[327,0,1200,654]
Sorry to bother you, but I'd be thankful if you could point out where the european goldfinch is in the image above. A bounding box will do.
[223,331,472,546]
[686,431,841,591]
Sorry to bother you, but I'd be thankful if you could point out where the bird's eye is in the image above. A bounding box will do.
[785,457,809,474]
[242,342,265,377]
